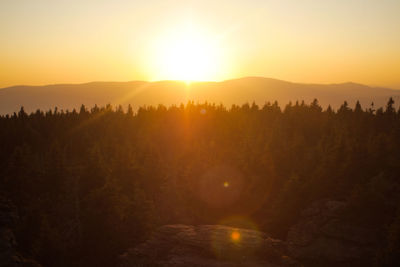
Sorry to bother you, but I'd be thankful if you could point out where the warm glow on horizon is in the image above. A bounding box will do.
[0,0,400,88]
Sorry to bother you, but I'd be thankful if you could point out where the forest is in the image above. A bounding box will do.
[1,99,400,266]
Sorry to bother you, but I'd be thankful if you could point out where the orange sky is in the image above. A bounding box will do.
[1,0,399,88]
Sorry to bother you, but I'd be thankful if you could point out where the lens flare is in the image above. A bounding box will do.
[197,165,243,209]
[231,230,240,242]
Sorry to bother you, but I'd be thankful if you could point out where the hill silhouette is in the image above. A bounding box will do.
[0,77,399,114]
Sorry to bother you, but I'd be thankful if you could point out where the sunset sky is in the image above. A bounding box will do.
[1,0,399,88]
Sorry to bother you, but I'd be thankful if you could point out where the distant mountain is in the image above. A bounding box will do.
[1,77,399,114]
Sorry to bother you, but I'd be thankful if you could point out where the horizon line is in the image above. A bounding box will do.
[1,76,399,91]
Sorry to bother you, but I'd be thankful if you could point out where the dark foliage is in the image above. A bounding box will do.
[1,99,400,266]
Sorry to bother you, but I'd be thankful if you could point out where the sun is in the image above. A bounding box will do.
[150,24,221,82]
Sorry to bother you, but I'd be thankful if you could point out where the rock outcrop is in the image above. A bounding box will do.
[287,199,376,265]
[120,199,380,266]
[120,225,297,267]
[0,195,42,267]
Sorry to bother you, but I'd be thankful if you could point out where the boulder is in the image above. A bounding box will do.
[287,199,376,264]
[120,225,298,267]
[0,195,42,267]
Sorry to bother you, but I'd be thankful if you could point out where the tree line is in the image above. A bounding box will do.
[1,99,400,266]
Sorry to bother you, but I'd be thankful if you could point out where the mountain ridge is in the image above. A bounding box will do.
[3,76,399,91]
[1,77,399,115]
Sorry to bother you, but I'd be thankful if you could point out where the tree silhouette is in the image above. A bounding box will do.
[0,98,399,266]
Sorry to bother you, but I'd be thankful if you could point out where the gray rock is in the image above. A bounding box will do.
[287,199,376,263]
[120,225,298,267]
[0,195,42,267]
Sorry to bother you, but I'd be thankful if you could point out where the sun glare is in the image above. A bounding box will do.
[150,24,222,82]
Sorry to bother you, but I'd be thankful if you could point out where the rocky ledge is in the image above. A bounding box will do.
[0,195,42,267]
[120,200,379,267]
[287,200,377,265]
[120,224,297,267]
